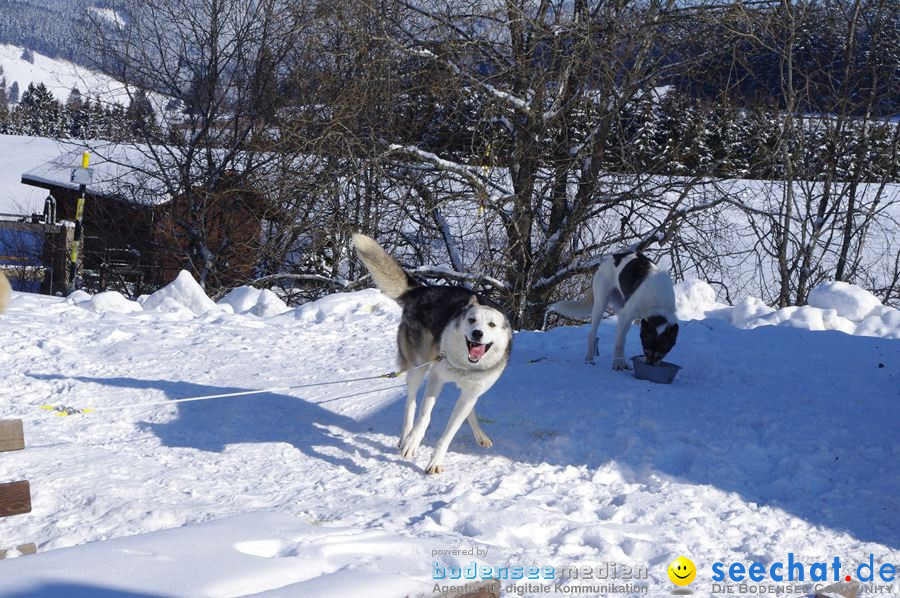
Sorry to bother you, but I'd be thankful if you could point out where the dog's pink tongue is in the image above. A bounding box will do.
[468,343,486,360]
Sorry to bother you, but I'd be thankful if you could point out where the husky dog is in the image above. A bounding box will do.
[549,251,678,370]
[351,233,512,474]
[0,272,10,314]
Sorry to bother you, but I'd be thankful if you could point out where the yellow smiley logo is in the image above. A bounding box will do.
[668,556,696,586]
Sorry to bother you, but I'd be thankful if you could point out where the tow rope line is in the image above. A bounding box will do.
[0,357,442,417]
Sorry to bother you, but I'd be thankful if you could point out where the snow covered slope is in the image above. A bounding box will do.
[0,275,897,597]
[0,44,132,106]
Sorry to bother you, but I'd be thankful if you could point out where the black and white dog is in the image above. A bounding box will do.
[352,233,512,474]
[549,252,678,370]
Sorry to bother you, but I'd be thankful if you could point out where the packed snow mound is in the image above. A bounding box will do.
[219,286,290,317]
[674,278,899,339]
[674,279,729,320]
[82,291,143,314]
[855,306,900,339]
[290,288,400,325]
[65,289,93,305]
[0,511,431,597]
[730,296,776,328]
[58,274,900,339]
[140,270,222,316]
[807,281,883,321]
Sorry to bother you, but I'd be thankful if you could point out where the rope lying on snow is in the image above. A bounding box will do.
[0,358,441,417]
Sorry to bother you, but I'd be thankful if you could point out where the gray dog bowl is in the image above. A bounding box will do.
[632,355,681,384]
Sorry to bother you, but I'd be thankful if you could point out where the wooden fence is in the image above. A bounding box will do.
[0,419,36,559]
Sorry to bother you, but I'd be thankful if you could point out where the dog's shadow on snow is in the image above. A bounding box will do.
[30,374,387,474]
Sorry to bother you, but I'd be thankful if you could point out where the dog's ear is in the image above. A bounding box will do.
[467,294,479,307]
[662,322,679,345]
[639,319,656,345]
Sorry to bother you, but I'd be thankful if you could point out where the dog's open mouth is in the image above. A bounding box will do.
[466,339,493,363]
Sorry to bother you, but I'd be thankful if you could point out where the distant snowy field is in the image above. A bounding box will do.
[0,273,897,596]
[0,44,134,107]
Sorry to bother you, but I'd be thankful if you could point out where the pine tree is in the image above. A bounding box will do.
[8,81,19,104]
[631,93,662,172]
[107,102,127,141]
[66,87,84,111]
[126,88,156,139]
[19,82,60,136]
[67,87,85,138]
[0,86,8,135]
[0,67,7,132]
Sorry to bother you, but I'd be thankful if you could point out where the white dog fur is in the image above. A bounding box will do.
[549,252,678,370]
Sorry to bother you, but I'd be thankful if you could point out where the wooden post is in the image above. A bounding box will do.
[67,152,93,294]
[0,419,35,558]
[41,222,74,296]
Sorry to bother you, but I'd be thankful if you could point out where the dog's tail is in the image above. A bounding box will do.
[351,233,419,301]
[547,290,594,321]
[0,272,10,314]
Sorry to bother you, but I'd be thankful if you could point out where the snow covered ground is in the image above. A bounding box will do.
[0,274,898,597]
[0,44,135,107]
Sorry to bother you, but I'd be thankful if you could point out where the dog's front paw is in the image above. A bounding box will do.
[584,356,596,365]
[399,433,423,458]
[476,435,493,449]
[424,462,444,475]
[612,358,631,371]
[397,428,412,448]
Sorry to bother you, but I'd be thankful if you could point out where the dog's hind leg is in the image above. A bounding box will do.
[400,365,427,446]
[425,392,479,474]
[400,372,444,458]
[467,408,492,448]
[585,291,610,364]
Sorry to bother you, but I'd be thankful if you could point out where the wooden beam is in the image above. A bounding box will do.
[0,480,31,517]
[0,420,25,452]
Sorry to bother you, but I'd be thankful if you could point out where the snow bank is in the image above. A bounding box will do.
[66,272,900,339]
[807,281,883,321]
[0,512,431,597]
[219,286,290,317]
[140,270,223,316]
[674,279,730,320]
[290,288,399,325]
[77,291,143,314]
[675,278,900,338]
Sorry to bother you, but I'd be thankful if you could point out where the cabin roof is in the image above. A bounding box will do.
[20,143,170,206]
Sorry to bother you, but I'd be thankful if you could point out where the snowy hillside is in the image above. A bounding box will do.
[0,274,897,596]
[0,44,132,106]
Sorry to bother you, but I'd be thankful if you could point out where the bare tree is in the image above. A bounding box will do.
[346,0,731,327]
[84,0,311,292]
[721,0,899,307]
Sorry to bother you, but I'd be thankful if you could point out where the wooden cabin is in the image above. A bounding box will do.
[20,145,266,295]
